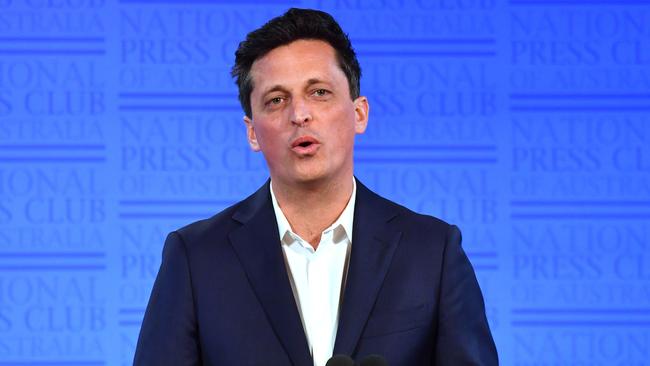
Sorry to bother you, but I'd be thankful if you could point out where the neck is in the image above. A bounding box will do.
[272,175,354,249]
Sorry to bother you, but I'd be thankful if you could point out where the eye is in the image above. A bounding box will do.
[313,89,330,97]
[266,96,284,106]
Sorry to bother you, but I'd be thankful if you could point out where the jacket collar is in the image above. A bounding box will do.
[333,178,402,357]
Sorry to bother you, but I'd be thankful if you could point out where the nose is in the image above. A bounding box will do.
[290,99,312,127]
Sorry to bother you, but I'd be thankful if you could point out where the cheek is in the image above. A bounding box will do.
[254,122,285,152]
[334,108,358,137]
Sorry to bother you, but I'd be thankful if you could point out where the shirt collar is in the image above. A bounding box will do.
[270,178,356,245]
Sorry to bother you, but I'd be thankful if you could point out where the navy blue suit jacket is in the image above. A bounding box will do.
[134,179,498,365]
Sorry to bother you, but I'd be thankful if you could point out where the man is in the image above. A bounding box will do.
[134,8,498,366]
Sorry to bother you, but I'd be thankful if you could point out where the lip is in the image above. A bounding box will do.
[290,135,321,155]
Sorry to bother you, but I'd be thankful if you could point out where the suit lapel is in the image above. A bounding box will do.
[333,180,402,356]
[228,182,312,366]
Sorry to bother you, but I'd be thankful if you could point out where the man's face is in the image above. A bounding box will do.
[244,39,369,187]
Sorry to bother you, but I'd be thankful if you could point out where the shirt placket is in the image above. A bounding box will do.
[308,230,335,366]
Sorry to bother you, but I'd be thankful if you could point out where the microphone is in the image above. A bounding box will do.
[325,354,355,366]
[359,354,389,366]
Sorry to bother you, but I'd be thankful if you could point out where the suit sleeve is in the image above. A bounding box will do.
[134,231,202,366]
[433,225,498,365]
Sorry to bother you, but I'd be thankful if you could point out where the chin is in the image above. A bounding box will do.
[291,168,331,185]
[294,172,326,184]
[288,162,324,180]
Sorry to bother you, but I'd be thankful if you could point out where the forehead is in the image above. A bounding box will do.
[249,39,346,94]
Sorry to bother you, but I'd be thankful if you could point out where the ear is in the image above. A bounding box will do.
[353,96,369,134]
[243,115,261,152]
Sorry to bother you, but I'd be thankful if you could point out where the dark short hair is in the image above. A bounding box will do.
[231,8,361,118]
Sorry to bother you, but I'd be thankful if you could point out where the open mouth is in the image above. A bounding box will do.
[291,136,320,154]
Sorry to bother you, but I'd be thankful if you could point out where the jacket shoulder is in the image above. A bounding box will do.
[370,189,452,234]
[170,181,269,248]
[360,191,456,259]
[169,197,249,254]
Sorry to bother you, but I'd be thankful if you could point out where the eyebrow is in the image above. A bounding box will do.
[261,85,289,98]
[305,78,326,87]
[260,78,330,98]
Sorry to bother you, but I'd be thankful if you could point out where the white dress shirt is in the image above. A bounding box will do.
[270,180,356,366]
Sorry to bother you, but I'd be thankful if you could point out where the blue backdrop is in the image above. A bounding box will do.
[1,0,649,365]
